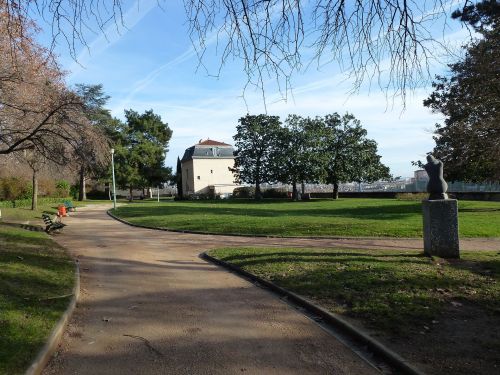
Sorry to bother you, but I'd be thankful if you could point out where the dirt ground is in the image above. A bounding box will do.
[382,303,500,375]
[42,205,380,375]
[43,204,500,374]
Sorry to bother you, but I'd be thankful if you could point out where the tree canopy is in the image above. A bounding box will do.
[113,109,173,199]
[232,114,282,199]
[232,112,390,199]
[424,0,500,182]
[72,84,114,200]
[0,4,104,165]
[274,115,327,200]
[321,113,390,199]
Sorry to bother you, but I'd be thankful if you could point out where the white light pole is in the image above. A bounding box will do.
[157,184,160,202]
[111,148,117,210]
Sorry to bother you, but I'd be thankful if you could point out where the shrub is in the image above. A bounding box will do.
[70,184,79,199]
[0,177,30,201]
[86,189,109,199]
[233,186,255,198]
[262,188,288,199]
[55,180,70,197]
[38,178,56,197]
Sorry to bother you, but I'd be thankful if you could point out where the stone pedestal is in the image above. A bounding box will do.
[422,199,460,258]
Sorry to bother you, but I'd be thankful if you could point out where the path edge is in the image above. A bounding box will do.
[106,209,422,241]
[201,251,425,375]
[24,261,80,375]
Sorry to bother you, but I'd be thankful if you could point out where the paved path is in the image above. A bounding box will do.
[43,205,500,375]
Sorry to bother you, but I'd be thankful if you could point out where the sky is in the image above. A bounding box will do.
[35,0,471,178]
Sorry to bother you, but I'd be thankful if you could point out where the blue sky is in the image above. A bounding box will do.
[36,0,470,178]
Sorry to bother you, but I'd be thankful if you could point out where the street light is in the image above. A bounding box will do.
[111,148,117,210]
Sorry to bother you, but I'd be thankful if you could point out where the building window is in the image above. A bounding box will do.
[197,176,200,180]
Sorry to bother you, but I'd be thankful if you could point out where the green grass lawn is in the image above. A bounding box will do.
[208,247,500,332]
[0,225,74,375]
[0,198,114,224]
[112,198,500,237]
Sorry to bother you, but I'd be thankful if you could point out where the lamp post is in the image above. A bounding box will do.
[111,148,117,210]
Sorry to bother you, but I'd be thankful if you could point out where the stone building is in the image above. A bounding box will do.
[180,139,238,197]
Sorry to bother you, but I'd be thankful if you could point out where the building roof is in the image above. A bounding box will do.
[181,139,234,162]
[196,139,232,147]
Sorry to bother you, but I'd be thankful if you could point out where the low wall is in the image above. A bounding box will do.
[308,191,500,201]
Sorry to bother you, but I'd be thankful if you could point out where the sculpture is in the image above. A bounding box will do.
[424,154,448,200]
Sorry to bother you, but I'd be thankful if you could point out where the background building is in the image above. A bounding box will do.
[181,139,239,197]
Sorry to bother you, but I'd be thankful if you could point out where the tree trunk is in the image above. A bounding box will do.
[333,181,339,200]
[78,166,86,201]
[292,181,298,201]
[129,187,133,202]
[255,180,262,200]
[301,181,305,195]
[31,171,38,210]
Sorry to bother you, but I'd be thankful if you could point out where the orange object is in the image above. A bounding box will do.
[58,204,67,217]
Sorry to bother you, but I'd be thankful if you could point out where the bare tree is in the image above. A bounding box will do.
[185,0,472,103]
[2,1,475,104]
[0,3,98,164]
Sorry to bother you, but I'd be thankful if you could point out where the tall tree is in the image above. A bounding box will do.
[176,157,183,199]
[114,110,172,200]
[350,139,391,188]
[73,84,113,201]
[0,5,91,162]
[275,115,326,200]
[321,113,390,199]
[424,0,500,182]
[232,114,282,199]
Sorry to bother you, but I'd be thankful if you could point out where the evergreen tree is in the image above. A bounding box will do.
[232,114,281,199]
[176,157,183,199]
[274,115,326,200]
[424,0,500,182]
[321,113,390,199]
[114,109,173,200]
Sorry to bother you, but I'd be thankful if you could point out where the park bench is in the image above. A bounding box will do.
[42,213,66,233]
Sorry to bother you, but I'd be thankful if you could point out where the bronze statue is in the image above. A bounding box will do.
[424,154,448,200]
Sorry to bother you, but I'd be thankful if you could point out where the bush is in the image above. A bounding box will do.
[55,180,70,197]
[70,184,79,199]
[233,186,255,198]
[38,178,56,197]
[262,188,288,198]
[86,189,109,199]
[0,177,30,201]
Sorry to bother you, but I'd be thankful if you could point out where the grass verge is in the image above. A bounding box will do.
[112,198,500,237]
[208,247,500,375]
[0,198,114,224]
[0,224,74,375]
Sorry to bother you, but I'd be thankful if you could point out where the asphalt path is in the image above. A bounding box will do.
[42,205,499,375]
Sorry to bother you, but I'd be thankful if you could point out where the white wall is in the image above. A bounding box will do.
[182,157,237,195]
